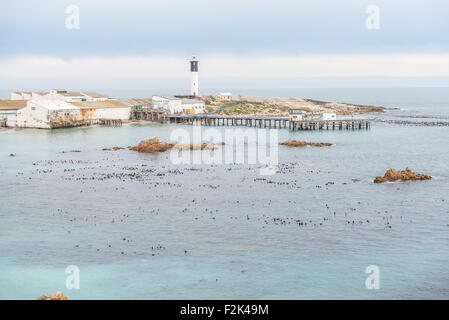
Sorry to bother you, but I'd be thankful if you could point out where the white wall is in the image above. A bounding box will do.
[80,107,131,120]
[0,110,17,127]
[152,96,182,114]
[16,104,51,128]
[16,101,83,129]
[182,102,205,114]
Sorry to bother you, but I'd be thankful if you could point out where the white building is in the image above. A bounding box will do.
[11,90,109,102]
[152,95,183,114]
[181,99,205,114]
[0,100,27,127]
[190,56,199,97]
[288,108,305,121]
[152,95,205,114]
[16,100,83,129]
[216,93,234,102]
[68,100,132,120]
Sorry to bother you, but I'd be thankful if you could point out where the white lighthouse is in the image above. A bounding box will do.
[190,56,199,97]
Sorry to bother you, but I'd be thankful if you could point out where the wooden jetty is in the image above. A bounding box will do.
[100,119,123,127]
[132,109,167,122]
[166,115,370,130]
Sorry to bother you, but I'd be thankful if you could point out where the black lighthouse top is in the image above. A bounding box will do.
[190,57,198,72]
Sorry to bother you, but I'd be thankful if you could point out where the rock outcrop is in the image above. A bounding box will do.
[172,143,215,151]
[129,137,175,152]
[37,292,69,300]
[280,140,333,147]
[374,167,432,183]
[129,137,218,153]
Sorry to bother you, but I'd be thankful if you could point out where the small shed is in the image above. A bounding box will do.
[216,93,234,102]
[288,108,305,121]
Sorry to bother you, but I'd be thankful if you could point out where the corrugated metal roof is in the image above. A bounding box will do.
[0,100,27,110]
[30,100,80,111]
[69,100,129,109]
[181,99,204,105]
[152,95,179,100]
[121,98,153,106]
[81,92,108,98]
[62,92,84,97]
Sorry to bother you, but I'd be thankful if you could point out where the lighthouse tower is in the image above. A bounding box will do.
[190,56,199,97]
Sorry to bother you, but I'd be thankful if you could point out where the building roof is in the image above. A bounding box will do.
[30,100,80,111]
[12,90,109,99]
[181,99,205,105]
[152,95,180,100]
[81,92,108,99]
[61,92,85,97]
[120,98,153,106]
[217,92,233,96]
[0,100,27,110]
[69,100,129,109]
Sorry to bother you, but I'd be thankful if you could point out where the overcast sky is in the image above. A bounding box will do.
[1,0,448,89]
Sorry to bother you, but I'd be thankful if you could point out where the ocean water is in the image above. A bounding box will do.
[0,88,448,299]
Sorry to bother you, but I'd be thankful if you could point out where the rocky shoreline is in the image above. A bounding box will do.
[37,292,68,300]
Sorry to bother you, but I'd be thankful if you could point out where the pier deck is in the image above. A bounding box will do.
[167,115,370,130]
[131,111,370,130]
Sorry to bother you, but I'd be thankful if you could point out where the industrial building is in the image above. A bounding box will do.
[68,100,133,121]
[11,89,109,102]
[152,95,205,114]
[16,100,83,129]
[152,95,182,114]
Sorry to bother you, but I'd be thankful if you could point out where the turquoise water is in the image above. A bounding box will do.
[0,88,448,299]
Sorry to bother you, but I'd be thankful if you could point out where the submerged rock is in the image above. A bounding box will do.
[37,292,69,300]
[9,153,15,157]
[374,167,432,183]
[280,140,333,147]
